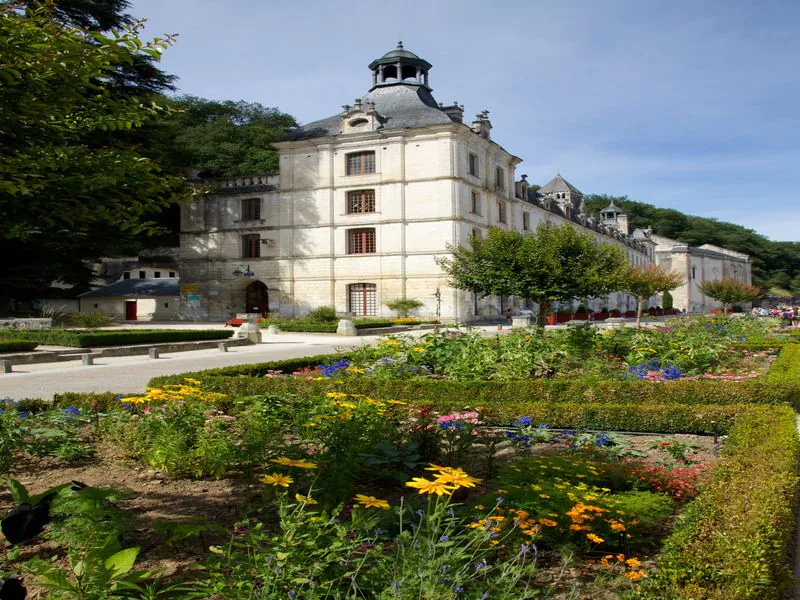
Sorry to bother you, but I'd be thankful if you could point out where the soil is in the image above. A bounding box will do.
[1,432,721,598]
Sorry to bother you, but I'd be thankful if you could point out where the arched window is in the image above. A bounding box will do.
[691,266,696,280]
[349,283,376,316]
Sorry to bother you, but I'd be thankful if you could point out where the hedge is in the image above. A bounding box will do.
[4,328,233,347]
[261,319,428,333]
[149,344,800,410]
[0,339,39,352]
[637,406,799,599]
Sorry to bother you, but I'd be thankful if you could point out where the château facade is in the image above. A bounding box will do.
[178,43,746,321]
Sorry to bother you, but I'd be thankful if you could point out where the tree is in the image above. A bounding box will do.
[697,279,761,315]
[152,96,298,177]
[437,224,629,328]
[385,298,424,318]
[0,5,186,301]
[619,265,685,327]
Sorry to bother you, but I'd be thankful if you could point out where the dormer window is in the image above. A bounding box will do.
[349,118,368,128]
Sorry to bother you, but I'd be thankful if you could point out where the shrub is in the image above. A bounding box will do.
[637,407,798,599]
[4,328,232,347]
[0,339,38,352]
[307,306,338,322]
[385,297,424,317]
[70,311,118,330]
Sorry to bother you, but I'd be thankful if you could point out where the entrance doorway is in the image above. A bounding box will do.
[245,281,269,315]
[125,300,137,320]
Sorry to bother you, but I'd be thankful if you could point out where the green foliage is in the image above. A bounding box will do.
[258,317,402,332]
[636,407,799,599]
[4,328,232,347]
[197,488,541,599]
[437,223,629,326]
[385,298,424,317]
[0,339,38,352]
[619,265,685,325]
[0,5,187,268]
[69,312,119,331]
[156,95,297,177]
[307,305,338,322]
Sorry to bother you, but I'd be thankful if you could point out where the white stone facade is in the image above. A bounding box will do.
[178,44,726,322]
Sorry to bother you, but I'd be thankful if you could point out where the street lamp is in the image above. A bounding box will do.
[232,264,254,277]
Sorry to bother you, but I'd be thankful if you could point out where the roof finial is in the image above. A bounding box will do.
[397,40,403,49]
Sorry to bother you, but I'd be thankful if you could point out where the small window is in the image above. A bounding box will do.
[169,272,175,278]
[497,201,506,224]
[163,303,169,308]
[471,228,480,240]
[347,228,376,254]
[692,266,696,280]
[93,304,99,309]
[349,118,368,127]
[347,189,376,214]
[468,153,478,177]
[123,272,130,280]
[154,271,161,278]
[348,283,377,316]
[243,234,261,258]
[346,151,376,175]
[139,271,146,279]
[495,166,505,190]
[242,198,261,221]
[470,190,481,215]
[523,212,530,231]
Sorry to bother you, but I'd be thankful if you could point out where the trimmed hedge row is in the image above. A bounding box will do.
[0,339,39,352]
[638,406,799,599]
[261,319,431,333]
[149,344,800,410]
[5,328,233,347]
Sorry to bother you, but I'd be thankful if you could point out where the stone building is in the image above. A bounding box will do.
[178,44,708,321]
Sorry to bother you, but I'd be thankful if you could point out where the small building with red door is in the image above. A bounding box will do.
[78,278,180,321]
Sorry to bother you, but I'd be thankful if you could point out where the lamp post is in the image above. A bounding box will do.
[232,264,254,277]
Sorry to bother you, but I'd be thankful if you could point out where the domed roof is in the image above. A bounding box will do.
[380,43,422,61]
[368,41,432,70]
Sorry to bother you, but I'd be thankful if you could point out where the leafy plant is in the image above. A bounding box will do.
[385,298,424,318]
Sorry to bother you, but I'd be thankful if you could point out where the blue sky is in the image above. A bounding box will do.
[131,0,800,241]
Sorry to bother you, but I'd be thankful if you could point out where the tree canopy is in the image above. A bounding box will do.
[619,264,685,326]
[585,194,800,292]
[437,224,629,326]
[151,96,297,177]
[697,279,762,314]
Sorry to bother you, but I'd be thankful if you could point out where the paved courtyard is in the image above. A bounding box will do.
[0,332,372,399]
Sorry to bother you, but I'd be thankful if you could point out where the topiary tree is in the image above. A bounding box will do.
[619,265,685,327]
[385,298,424,318]
[698,279,761,315]
[662,290,674,310]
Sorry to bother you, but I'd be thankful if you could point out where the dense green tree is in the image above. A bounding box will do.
[153,96,297,177]
[436,224,629,327]
[0,4,186,301]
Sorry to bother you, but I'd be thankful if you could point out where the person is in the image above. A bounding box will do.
[505,307,513,324]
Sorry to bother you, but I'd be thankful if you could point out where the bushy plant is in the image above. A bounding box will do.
[385,297,424,317]
[307,305,338,322]
[70,311,118,330]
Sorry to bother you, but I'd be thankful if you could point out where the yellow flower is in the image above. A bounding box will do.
[326,392,348,399]
[412,347,425,353]
[260,473,293,487]
[539,494,550,499]
[539,518,558,527]
[270,457,318,469]
[184,378,201,385]
[295,493,318,505]
[424,464,450,472]
[531,485,542,491]
[354,494,390,509]
[624,571,646,581]
[434,468,482,489]
[387,400,407,405]
[610,522,627,532]
[586,533,605,544]
[625,557,641,568]
[405,477,454,496]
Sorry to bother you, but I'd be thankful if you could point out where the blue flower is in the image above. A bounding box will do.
[439,535,449,542]
[60,406,80,416]
[474,559,487,571]
[513,416,532,427]
[520,544,531,553]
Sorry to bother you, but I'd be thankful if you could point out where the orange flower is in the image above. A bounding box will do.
[586,533,604,544]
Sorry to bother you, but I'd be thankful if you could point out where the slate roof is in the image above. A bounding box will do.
[79,278,179,298]
[538,173,583,196]
[290,84,455,140]
[601,201,625,215]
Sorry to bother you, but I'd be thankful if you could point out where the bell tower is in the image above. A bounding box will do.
[368,41,433,91]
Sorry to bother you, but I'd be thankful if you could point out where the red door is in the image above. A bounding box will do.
[125,300,137,320]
